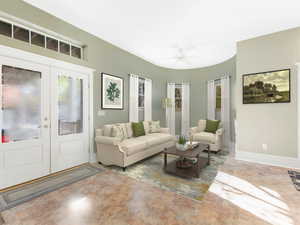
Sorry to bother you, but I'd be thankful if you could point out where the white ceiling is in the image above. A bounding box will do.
[24,0,300,69]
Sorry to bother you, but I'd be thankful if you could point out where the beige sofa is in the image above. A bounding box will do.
[190,120,223,152]
[95,122,175,170]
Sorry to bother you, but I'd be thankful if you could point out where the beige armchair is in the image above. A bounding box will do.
[190,120,223,152]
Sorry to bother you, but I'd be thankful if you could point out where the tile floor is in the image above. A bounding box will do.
[1,157,299,225]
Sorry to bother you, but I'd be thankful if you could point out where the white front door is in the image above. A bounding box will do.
[0,57,90,189]
[50,68,89,173]
[0,56,51,189]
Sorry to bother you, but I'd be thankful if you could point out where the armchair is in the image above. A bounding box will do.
[190,120,223,152]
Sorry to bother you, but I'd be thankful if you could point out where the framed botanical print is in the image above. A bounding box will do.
[101,73,124,109]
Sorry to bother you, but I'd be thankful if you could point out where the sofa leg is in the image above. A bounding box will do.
[123,167,126,172]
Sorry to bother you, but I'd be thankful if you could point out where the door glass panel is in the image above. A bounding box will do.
[58,76,83,136]
[1,65,41,143]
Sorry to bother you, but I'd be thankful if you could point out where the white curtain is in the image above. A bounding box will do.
[129,74,139,122]
[221,76,231,149]
[207,80,216,120]
[166,83,176,136]
[181,83,190,137]
[144,78,152,121]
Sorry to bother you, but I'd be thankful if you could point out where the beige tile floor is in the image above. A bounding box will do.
[1,157,299,225]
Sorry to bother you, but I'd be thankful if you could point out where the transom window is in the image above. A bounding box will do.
[0,19,83,59]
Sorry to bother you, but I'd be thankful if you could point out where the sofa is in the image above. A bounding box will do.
[190,120,223,152]
[95,121,176,170]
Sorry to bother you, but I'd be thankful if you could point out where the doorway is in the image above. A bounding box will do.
[0,54,91,189]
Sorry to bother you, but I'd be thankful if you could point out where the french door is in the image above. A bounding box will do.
[50,69,89,173]
[0,56,89,189]
[0,56,51,189]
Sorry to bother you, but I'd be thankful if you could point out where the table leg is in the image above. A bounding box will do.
[207,144,211,166]
[196,154,200,178]
[164,152,167,168]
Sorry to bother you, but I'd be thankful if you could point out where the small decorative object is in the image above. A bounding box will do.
[176,135,188,151]
[101,73,124,109]
[243,69,290,104]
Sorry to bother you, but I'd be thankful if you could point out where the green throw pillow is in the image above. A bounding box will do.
[132,122,146,137]
[204,120,220,134]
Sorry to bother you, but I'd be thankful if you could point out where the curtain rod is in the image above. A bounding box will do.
[128,74,152,81]
[207,75,231,83]
[167,82,190,85]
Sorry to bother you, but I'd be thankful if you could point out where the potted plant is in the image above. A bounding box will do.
[176,136,187,151]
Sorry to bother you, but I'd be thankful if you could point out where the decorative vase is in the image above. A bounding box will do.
[176,143,187,151]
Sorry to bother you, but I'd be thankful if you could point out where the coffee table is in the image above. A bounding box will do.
[163,143,210,178]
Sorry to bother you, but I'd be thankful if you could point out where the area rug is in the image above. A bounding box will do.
[103,150,228,201]
[288,170,300,191]
[0,164,102,211]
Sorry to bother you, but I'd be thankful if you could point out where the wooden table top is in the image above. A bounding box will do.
[164,143,209,157]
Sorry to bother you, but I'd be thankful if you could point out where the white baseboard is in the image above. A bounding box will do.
[235,151,300,170]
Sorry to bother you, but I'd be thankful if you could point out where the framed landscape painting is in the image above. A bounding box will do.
[243,69,290,104]
[101,73,124,109]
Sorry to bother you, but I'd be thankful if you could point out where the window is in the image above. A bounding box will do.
[31,31,45,47]
[215,85,221,111]
[138,78,145,109]
[60,41,70,55]
[0,20,12,37]
[58,76,83,135]
[13,25,29,43]
[0,19,84,59]
[1,65,41,143]
[71,45,82,59]
[46,37,58,52]
[175,87,182,112]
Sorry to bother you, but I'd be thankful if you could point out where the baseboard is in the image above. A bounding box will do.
[235,151,300,170]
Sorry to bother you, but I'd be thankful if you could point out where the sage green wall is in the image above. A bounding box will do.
[164,56,236,140]
[236,27,300,158]
[0,0,236,138]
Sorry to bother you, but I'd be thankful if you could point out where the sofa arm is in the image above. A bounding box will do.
[95,128,103,137]
[190,127,198,135]
[160,128,170,134]
[95,136,122,146]
[216,128,224,136]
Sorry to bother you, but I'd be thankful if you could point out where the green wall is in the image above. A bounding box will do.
[0,0,236,135]
[236,27,300,158]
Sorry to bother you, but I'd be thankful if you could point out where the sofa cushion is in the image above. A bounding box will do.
[119,138,147,156]
[126,123,133,138]
[146,133,174,146]
[197,120,206,132]
[143,121,150,135]
[205,120,220,134]
[103,124,113,136]
[119,123,129,139]
[193,132,216,143]
[132,122,146,137]
[149,121,161,133]
[112,124,127,140]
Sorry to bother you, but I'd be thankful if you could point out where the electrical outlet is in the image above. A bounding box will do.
[262,144,268,152]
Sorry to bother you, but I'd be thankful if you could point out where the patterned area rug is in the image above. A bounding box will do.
[288,170,300,191]
[103,150,229,201]
[0,164,102,211]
